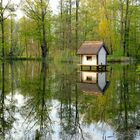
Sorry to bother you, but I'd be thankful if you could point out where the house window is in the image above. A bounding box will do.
[86,56,92,61]
[86,76,92,81]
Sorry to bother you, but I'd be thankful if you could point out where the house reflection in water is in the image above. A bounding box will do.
[78,71,109,95]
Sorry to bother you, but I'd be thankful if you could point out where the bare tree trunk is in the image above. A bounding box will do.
[10,14,14,59]
[1,12,5,58]
[68,0,72,48]
[60,0,65,49]
[41,0,47,59]
[75,0,79,51]
[84,11,88,41]
[23,17,28,58]
[120,0,124,49]
[123,0,129,56]
[126,19,130,56]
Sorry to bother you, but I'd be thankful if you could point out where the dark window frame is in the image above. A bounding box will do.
[86,76,92,81]
[86,56,92,61]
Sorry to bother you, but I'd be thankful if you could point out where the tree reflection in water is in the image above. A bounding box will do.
[114,65,140,140]
[20,60,53,139]
[0,62,16,140]
[0,61,140,140]
[58,75,85,140]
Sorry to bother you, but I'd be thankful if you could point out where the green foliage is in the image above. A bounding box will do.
[136,65,140,74]
[0,0,139,59]
[54,0,140,58]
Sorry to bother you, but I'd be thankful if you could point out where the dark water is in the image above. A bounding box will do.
[0,61,140,140]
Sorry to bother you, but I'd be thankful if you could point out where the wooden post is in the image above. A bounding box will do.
[101,66,103,71]
[81,65,83,71]
[105,66,107,71]
[97,66,99,71]
[90,66,91,70]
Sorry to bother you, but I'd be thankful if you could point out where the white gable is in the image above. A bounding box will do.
[98,47,106,65]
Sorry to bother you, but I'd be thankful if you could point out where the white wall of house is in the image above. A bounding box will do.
[81,55,97,65]
[98,72,106,90]
[98,47,106,65]
[81,71,97,83]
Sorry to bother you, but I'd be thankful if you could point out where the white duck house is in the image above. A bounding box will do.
[78,71,109,95]
[77,41,109,66]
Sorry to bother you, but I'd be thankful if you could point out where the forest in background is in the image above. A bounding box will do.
[0,0,140,61]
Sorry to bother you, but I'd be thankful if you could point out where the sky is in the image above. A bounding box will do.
[50,0,59,13]
[4,0,58,19]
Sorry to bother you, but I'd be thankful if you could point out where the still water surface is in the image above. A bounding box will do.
[0,61,140,140]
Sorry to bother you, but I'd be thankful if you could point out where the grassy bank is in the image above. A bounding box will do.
[107,56,136,63]
[0,56,53,61]
[107,49,137,62]
[0,49,138,63]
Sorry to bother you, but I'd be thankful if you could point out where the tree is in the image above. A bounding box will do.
[75,0,79,51]
[18,17,42,58]
[123,0,130,56]
[0,0,13,58]
[23,0,50,59]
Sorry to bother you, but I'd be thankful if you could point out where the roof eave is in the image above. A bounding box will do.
[77,53,97,55]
